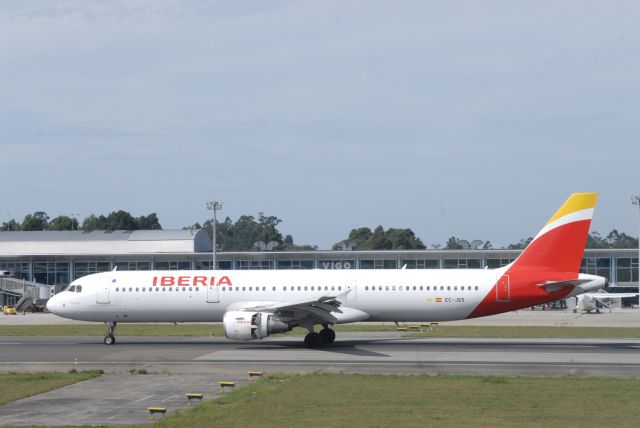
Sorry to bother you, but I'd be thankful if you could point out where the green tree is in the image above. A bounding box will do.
[105,210,137,230]
[606,229,638,248]
[507,237,533,250]
[385,228,426,249]
[21,211,49,231]
[334,226,425,250]
[137,213,162,230]
[81,214,107,231]
[256,212,284,246]
[0,219,21,231]
[445,236,463,250]
[49,215,79,231]
[586,231,608,249]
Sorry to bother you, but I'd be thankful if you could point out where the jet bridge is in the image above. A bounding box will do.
[0,275,51,310]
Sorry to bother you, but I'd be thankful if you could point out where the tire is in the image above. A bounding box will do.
[104,334,116,345]
[319,328,336,344]
[304,332,322,348]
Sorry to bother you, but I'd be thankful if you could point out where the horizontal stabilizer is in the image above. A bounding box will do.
[537,279,590,293]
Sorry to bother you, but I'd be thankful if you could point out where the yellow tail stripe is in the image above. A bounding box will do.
[546,192,598,225]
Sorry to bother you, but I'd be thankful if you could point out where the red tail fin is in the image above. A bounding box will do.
[510,193,597,273]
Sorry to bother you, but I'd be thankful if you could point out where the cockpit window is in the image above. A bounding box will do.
[67,285,76,292]
[76,285,82,293]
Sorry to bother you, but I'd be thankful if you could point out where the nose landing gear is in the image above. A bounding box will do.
[104,321,117,345]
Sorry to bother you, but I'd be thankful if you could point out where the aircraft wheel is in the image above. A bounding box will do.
[319,328,336,344]
[104,334,116,345]
[304,332,322,348]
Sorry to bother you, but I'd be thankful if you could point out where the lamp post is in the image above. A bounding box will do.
[206,201,223,270]
[632,195,640,310]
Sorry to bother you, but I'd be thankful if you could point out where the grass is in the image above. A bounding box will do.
[1,324,640,338]
[149,373,640,428]
[0,371,102,406]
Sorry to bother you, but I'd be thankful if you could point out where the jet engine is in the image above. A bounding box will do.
[223,311,291,340]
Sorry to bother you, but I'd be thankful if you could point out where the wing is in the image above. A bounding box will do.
[229,291,369,325]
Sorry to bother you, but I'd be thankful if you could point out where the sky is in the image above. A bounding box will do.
[1,0,639,249]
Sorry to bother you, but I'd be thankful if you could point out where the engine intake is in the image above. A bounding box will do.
[223,311,291,340]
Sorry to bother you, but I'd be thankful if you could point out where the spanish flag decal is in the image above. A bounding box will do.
[435,297,443,303]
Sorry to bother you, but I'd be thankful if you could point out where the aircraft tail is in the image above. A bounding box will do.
[509,192,597,274]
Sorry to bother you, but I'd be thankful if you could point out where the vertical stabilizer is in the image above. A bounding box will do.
[510,193,597,273]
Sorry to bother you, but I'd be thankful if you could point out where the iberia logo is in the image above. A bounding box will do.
[152,276,232,287]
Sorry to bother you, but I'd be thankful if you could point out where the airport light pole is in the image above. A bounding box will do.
[632,195,640,310]
[206,201,223,270]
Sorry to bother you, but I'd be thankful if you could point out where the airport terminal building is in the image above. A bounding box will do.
[0,230,638,292]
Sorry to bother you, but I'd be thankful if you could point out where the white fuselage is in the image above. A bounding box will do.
[48,269,503,323]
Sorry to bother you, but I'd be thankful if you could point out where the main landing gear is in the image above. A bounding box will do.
[303,325,336,348]
[104,321,117,345]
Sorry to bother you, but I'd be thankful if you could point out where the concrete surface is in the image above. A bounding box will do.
[0,373,248,426]
[1,333,639,378]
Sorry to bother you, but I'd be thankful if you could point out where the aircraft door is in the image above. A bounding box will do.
[496,274,510,302]
[206,285,220,303]
[345,280,357,301]
[97,282,110,304]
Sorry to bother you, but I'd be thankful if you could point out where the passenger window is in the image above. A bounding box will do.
[365,286,369,291]
[156,288,159,292]
[440,286,444,291]
[454,286,457,291]
[142,287,145,292]
[183,287,186,292]
[162,288,166,292]
[249,287,252,291]
[222,287,225,292]
[298,286,301,291]
[338,286,342,291]
[169,287,172,291]
[263,287,266,291]
[461,286,465,291]
[331,286,335,291]
[392,286,396,291]
[129,287,133,292]
[413,286,416,291]
[475,286,479,290]
[284,286,287,291]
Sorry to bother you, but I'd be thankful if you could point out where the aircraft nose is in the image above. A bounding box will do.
[46,294,63,314]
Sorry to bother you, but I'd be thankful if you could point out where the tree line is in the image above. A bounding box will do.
[2,211,638,250]
[0,211,161,232]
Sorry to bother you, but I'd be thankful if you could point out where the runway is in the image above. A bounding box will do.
[2,333,639,377]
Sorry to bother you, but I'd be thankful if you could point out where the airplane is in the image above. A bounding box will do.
[46,192,606,347]
[574,290,639,313]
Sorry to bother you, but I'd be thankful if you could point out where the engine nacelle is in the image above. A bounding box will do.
[223,311,291,341]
